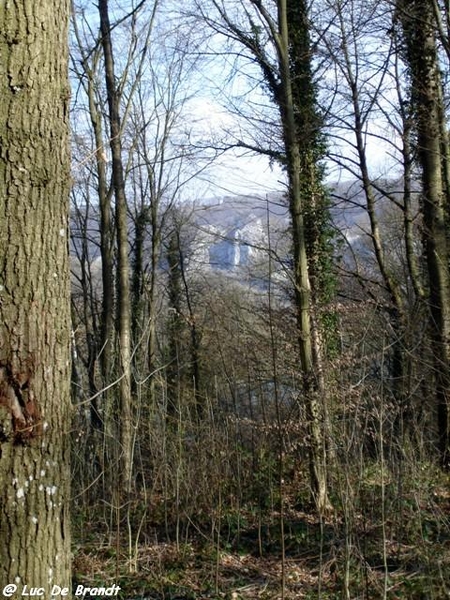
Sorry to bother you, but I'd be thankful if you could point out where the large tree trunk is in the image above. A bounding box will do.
[278,0,331,514]
[0,0,71,588]
[398,0,450,466]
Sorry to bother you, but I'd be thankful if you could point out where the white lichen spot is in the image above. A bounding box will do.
[53,272,58,278]
[38,484,44,492]
[48,567,53,583]
[31,516,38,524]
[16,488,25,499]
[55,554,59,562]
[0,284,4,292]
[43,422,49,432]
[40,470,46,477]
[46,485,57,496]
[45,460,50,467]
[15,576,21,584]
[29,474,33,481]
[59,228,65,237]
[24,480,29,488]
[12,478,18,486]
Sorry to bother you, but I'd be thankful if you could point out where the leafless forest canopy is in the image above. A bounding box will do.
[40,0,450,596]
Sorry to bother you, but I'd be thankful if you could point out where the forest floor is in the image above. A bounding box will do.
[72,484,450,600]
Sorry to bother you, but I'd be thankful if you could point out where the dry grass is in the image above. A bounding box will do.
[72,479,450,600]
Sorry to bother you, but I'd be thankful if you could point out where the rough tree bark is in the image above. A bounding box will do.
[0,0,71,589]
[398,0,450,467]
[280,0,332,513]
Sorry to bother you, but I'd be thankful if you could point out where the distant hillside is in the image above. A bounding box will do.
[186,193,289,273]
[70,179,412,279]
